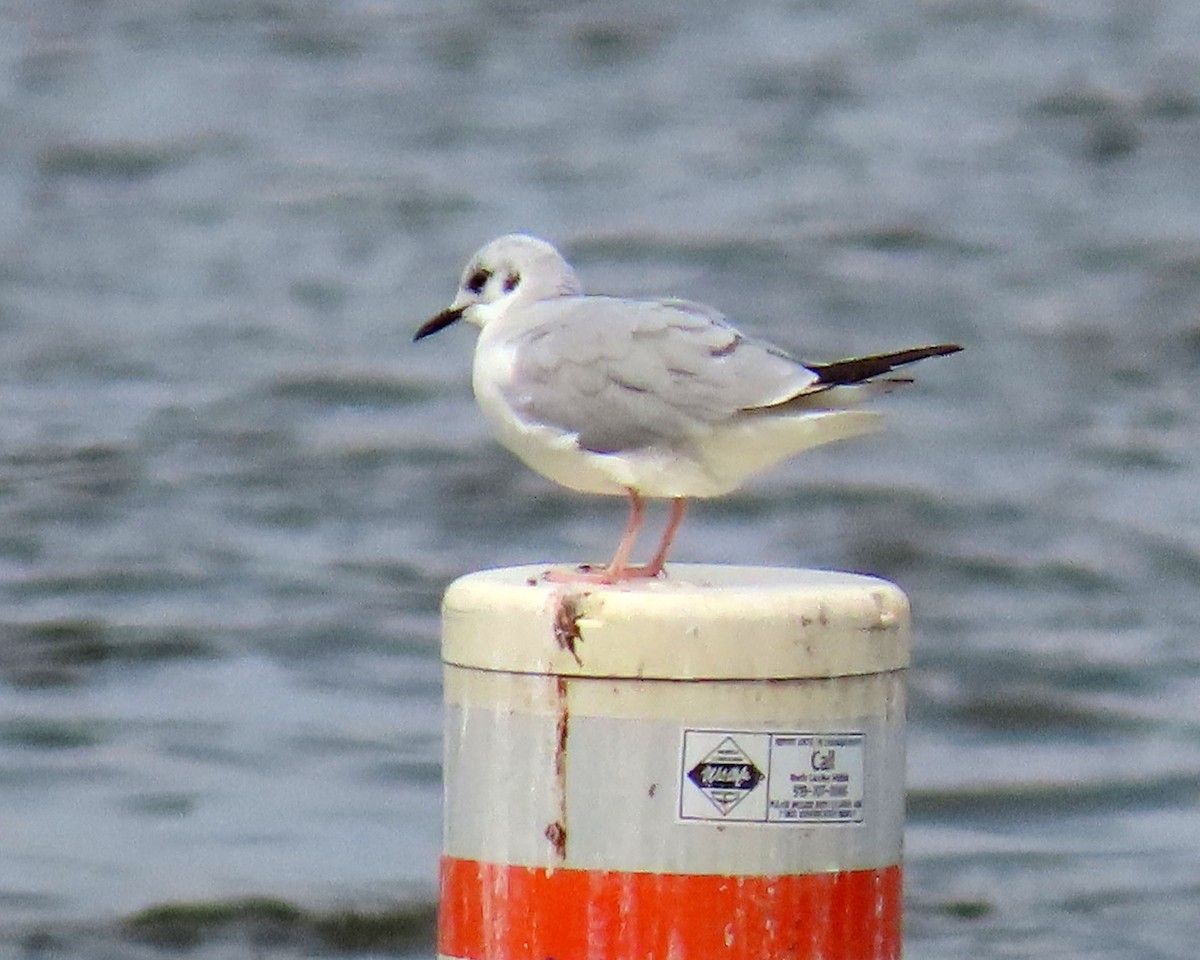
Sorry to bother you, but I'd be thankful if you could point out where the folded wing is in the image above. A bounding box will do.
[504,297,817,454]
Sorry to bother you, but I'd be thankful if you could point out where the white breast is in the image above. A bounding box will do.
[470,328,629,496]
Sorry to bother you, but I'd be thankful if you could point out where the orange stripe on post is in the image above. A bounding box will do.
[439,857,902,960]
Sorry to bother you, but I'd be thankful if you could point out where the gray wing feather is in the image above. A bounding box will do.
[504,297,817,453]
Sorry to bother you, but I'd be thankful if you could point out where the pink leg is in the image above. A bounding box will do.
[544,489,645,584]
[601,489,646,580]
[641,497,687,578]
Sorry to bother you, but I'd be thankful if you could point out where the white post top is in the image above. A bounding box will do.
[440,564,910,681]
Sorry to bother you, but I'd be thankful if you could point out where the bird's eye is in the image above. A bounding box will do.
[465,268,490,294]
[503,272,520,293]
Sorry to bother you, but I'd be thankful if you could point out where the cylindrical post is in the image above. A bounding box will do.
[437,564,910,960]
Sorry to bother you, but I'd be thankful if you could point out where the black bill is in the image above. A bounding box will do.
[413,306,465,342]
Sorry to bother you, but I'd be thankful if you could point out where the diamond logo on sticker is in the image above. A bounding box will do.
[686,736,764,815]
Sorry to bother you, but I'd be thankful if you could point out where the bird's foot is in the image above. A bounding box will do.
[543,562,666,585]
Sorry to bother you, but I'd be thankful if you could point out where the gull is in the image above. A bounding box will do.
[414,234,960,583]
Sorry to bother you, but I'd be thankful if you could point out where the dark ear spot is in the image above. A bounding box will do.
[465,268,490,294]
[503,271,520,293]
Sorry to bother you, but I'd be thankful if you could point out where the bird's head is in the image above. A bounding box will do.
[413,234,583,341]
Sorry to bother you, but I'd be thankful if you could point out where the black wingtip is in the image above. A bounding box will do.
[810,343,963,386]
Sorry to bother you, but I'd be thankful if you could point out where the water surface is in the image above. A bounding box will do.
[2,1,1200,957]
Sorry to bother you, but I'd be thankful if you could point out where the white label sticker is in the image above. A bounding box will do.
[678,729,865,824]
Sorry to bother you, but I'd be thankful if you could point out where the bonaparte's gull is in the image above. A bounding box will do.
[415,234,960,583]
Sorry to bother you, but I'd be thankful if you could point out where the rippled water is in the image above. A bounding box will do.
[2,0,1200,957]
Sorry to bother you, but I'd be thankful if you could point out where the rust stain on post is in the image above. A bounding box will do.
[544,820,567,860]
[551,590,587,666]
[545,675,570,861]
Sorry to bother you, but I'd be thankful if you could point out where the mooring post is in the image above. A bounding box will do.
[436,564,909,960]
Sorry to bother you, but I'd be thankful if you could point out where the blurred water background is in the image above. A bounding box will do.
[2,0,1200,957]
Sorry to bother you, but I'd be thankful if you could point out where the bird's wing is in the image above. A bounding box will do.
[501,297,818,454]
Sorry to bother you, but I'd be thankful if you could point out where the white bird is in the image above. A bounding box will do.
[415,234,960,583]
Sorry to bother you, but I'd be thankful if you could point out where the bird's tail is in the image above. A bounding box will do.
[695,410,886,494]
[698,344,961,492]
